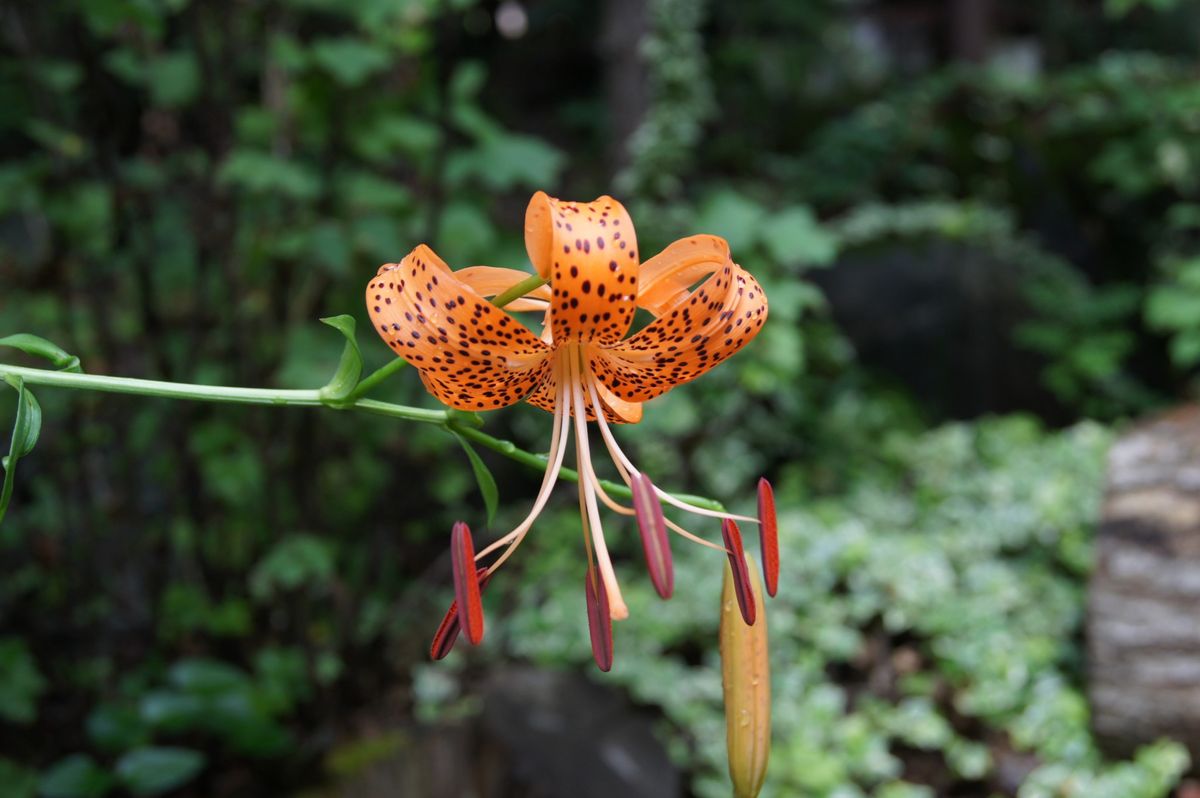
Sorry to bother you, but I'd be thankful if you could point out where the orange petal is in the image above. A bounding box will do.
[524,191,640,345]
[455,266,551,313]
[636,235,732,316]
[366,245,552,411]
[591,252,768,403]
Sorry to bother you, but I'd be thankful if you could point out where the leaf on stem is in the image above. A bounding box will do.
[317,316,363,402]
[0,333,82,372]
[1,377,43,526]
[453,433,499,525]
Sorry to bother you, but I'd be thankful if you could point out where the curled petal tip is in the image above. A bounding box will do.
[631,473,674,599]
[756,478,779,598]
[450,521,485,645]
[721,519,756,626]
[430,566,491,661]
[585,567,614,672]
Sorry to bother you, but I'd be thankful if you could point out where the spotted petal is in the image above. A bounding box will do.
[525,192,640,345]
[366,245,552,411]
[590,242,768,403]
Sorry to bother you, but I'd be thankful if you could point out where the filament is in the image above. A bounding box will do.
[476,357,572,571]
[585,369,757,526]
[570,348,629,620]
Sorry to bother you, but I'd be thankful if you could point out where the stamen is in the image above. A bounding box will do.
[570,350,628,620]
[430,566,491,660]
[588,472,635,516]
[632,472,673,599]
[451,521,485,644]
[585,564,614,672]
[474,358,572,569]
[757,477,779,597]
[585,463,724,553]
[665,517,729,552]
[722,519,756,626]
[586,373,757,526]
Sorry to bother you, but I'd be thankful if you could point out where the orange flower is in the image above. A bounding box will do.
[366,192,777,669]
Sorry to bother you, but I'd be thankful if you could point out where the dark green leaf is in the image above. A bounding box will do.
[1,378,42,526]
[0,334,82,372]
[168,658,251,694]
[318,316,363,402]
[86,704,152,753]
[309,38,391,87]
[146,52,199,108]
[0,758,37,798]
[38,754,113,798]
[137,690,206,732]
[0,637,46,724]
[114,748,205,797]
[249,535,336,600]
[454,433,498,525]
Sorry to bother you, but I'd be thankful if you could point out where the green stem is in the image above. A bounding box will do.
[346,356,409,401]
[0,364,446,424]
[490,272,546,308]
[347,272,547,401]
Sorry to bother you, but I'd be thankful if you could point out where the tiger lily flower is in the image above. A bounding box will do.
[366,192,778,670]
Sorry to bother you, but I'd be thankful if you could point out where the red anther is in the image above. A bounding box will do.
[451,521,485,645]
[757,477,779,598]
[430,566,491,660]
[585,566,614,672]
[721,519,756,626]
[631,472,673,599]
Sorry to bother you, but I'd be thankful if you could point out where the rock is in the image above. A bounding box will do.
[1088,406,1200,757]
[318,666,680,798]
[480,666,681,798]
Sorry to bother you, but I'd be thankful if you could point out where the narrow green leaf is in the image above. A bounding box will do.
[454,433,498,525]
[115,747,205,797]
[317,315,363,402]
[1,378,42,526]
[0,333,82,372]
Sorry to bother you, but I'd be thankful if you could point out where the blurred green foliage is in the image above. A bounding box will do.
[4,0,1200,796]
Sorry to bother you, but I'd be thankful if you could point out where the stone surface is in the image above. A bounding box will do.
[1088,405,1200,757]
[320,666,680,797]
[480,666,681,798]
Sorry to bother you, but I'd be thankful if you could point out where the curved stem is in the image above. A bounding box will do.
[0,354,728,512]
[346,356,409,401]
[490,273,547,308]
